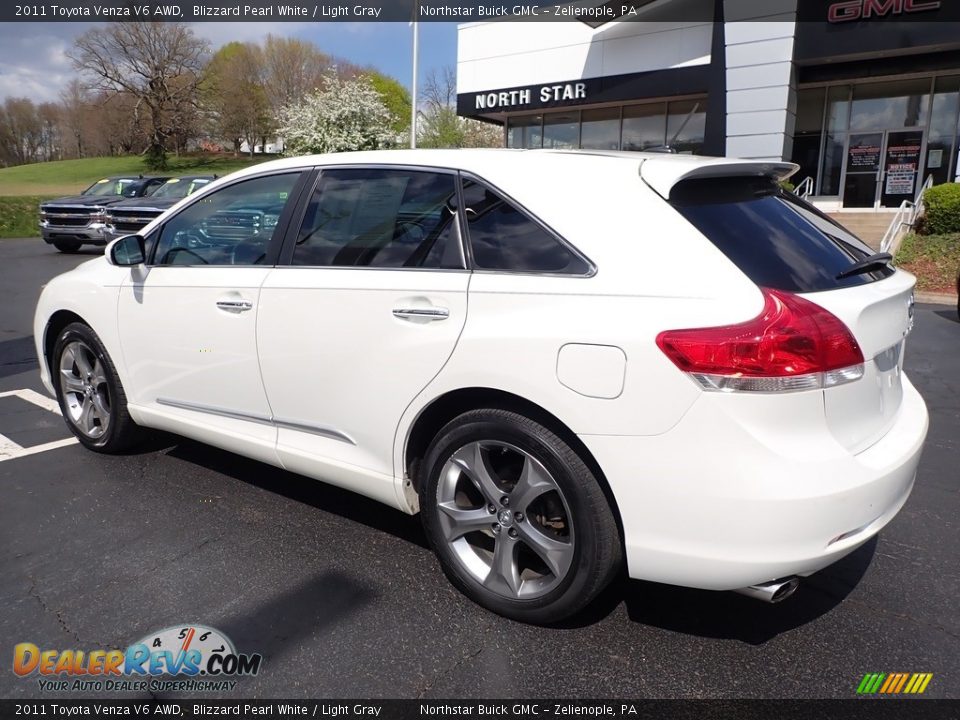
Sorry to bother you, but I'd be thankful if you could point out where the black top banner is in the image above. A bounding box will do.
[6,0,960,23]
[1,700,959,720]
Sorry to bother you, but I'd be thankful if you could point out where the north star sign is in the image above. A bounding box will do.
[828,0,941,22]
[475,82,588,111]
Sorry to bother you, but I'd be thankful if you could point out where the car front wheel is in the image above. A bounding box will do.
[421,409,621,624]
[53,322,142,453]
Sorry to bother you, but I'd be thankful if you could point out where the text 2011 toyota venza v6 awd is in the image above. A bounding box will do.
[34,150,928,623]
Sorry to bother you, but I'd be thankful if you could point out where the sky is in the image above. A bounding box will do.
[0,22,459,104]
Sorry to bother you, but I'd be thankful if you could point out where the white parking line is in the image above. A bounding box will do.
[0,388,78,462]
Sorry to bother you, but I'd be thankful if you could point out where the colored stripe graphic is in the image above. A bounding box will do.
[857,672,933,695]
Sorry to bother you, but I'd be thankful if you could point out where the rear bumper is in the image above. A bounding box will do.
[581,375,928,591]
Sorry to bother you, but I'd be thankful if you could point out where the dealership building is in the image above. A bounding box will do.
[456,0,960,209]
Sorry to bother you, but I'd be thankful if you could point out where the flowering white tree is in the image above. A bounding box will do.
[278,69,395,155]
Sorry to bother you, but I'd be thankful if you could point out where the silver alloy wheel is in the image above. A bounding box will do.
[436,440,575,600]
[58,340,111,439]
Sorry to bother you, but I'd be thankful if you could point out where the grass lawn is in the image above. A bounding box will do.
[0,154,271,197]
[0,196,51,239]
[896,232,960,294]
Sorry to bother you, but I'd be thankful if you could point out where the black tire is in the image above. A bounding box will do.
[52,322,143,453]
[420,408,621,624]
[53,241,82,253]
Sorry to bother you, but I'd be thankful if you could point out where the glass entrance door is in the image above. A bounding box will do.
[842,133,883,208]
[880,131,924,208]
[842,130,926,208]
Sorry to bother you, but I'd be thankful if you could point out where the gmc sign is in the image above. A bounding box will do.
[828,0,941,22]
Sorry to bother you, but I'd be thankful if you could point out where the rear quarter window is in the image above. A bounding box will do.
[669,176,893,292]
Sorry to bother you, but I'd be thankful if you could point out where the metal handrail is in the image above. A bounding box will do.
[879,175,935,255]
[794,176,814,199]
[879,200,915,254]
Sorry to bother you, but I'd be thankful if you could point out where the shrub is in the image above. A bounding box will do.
[919,182,960,235]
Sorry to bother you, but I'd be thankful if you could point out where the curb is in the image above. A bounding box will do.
[916,291,957,307]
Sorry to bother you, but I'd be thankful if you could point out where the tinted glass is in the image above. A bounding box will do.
[666,99,706,154]
[581,108,620,151]
[293,169,463,269]
[83,178,138,197]
[462,179,590,274]
[507,115,543,149]
[621,103,666,151]
[153,172,299,266]
[152,177,213,199]
[543,112,579,149]
[670,176,893,292]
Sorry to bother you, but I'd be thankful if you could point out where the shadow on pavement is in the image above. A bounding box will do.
[132,436,876,641]
[216,570,374,663]
[932,309,958,324]
[616,537,877,644]
[165,439,429,550]
[0,336,37,380]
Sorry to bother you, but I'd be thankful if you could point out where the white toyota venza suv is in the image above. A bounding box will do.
[35,150,928,623]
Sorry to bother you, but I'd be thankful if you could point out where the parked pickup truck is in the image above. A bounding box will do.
[40,175,170,253]
[104,175,216,244]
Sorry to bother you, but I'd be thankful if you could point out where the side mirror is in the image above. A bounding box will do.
[107,235,146,266]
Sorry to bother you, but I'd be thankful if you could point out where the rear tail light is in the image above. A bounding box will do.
[656,288,864,393]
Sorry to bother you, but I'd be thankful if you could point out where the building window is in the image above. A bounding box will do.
[543,112,580,149]
[505,96,707,154]
[820,86,851,195]
[621,102,667,151]
[790,88,827,187]
[507,115,543,148]
[666,100,707,154]
[849,79,931,133]
[581,108,620,150]
[928,76,960,186]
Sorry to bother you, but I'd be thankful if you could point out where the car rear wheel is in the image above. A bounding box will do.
[53,241,81,253]
[420,409,621,624]
[53,322,142,453]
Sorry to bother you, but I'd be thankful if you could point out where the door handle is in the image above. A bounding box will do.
[392,307,449,321]
[217,299,254,313]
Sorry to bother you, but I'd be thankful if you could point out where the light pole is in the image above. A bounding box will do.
[411,7,419,149]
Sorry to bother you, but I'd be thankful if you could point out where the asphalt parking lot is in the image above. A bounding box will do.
[0,236,957,700]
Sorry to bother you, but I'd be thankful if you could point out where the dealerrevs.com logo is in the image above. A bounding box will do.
[13,625,262,693]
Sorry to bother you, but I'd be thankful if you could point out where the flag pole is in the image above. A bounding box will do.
[411,2,419,149]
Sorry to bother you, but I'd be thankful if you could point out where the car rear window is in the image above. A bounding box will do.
[669,176,894,292]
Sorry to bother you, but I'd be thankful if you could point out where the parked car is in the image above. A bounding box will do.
[34,150,928,623]
[104,175,217,243]
[39,175,170,253]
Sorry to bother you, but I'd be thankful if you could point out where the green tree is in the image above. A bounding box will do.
[367,71,412,137]
[203,42,274,157]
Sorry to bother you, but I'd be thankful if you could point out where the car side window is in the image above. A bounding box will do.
[461,179,591,275]
[152,173,300,267]
[292,168,464,269]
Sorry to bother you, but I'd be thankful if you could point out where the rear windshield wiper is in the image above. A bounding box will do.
[835,252,892,280]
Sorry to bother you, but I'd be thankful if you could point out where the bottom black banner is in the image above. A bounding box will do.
[0,700,958,720]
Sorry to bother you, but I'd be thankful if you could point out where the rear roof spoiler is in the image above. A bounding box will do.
[639,157,799,200]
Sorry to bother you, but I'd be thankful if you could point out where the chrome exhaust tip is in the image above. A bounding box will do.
[734,577,800,603]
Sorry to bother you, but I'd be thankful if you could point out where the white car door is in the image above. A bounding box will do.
[257,167,469,507]
[118,171,306,462]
